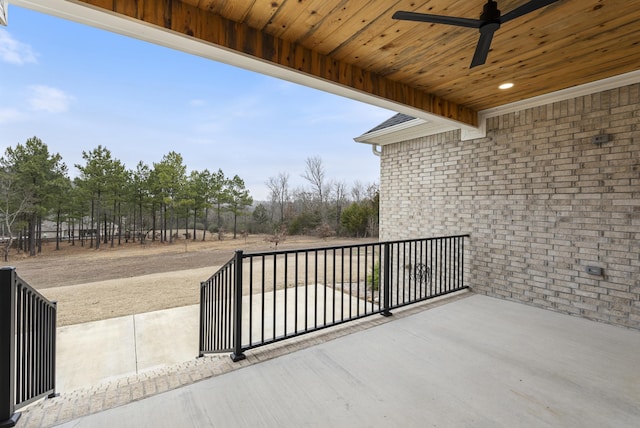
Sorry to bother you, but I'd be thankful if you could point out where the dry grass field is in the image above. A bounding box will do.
[8,233,375,326]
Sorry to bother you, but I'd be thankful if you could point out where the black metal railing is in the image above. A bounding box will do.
[199,255,238,356]
[1,267,57,427]
[199,235,469,361]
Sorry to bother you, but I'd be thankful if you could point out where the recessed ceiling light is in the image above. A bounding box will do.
[499,82,514,90]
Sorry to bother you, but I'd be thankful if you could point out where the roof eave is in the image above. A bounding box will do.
[354,119,458,146]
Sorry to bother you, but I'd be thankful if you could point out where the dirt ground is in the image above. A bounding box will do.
[8,233,375,326]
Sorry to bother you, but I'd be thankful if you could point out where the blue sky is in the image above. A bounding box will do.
[0,6,392,200]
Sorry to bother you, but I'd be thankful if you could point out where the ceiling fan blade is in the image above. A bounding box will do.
[470,27,496,68]
[392,11,482,29]
[500,0,559,24]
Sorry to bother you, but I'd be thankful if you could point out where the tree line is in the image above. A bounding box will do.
[259,156,379,240]
[0,136,253,260]
[0,137,378,260]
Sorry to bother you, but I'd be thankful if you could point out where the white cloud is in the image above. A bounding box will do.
[0,107,24,124]
[27,85,74,113]
[0,29,37,65]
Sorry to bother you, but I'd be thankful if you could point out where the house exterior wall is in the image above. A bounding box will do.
[379,83,640,329]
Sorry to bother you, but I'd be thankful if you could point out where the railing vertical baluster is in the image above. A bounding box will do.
[414,241,418,300]
[272,254,277,341]
[209,278,214,350]
[444,238,449,292]
[421,239,426,299]
[207,279,212,351]
[382,243,392,317]
[396,242,401,306]
[348,247,353,319]
[439,238,443,294]
[408,242,413,302]
[231,250,246,362]
[305,251,309,331]
[363,246,368,313]
[48,302,57,399]
[314,250,318,329]
[284,254,288,337]
[430,239,434,296]
[390,243,396,306]
[448,237,452,292]
[456,237,462,288]
[261,255,265,344]
[356,246,361,317]
[295,252,299,334]
[15,284,22,407]
[332,249,336,324]
[220,273,225,350]
[455,237,459,288]
[460,236,464,288]
[221,268,227,350]
[216,269,221,351]
[221,265,226,348]
[378,245,382,311]
[199,282,205,357]
[323,250,327,326]
[26,290,32,404]
[213,275,218,351]
[248,256,253,347]
[36,297,42,397]
[452,237,457,289]
[402,242,406,304]
[338,248,343,322]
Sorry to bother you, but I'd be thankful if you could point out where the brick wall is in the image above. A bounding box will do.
[380,83,640,329]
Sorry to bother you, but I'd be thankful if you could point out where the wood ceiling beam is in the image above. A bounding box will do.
[73,0,478,127]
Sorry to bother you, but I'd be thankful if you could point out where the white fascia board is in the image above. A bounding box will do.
[354,118,458,146]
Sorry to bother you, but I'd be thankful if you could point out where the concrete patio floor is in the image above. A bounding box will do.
[51,293,639,428]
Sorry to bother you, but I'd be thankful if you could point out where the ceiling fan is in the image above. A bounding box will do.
[392,0,560,68]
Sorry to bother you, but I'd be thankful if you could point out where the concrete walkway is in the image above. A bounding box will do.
[56,285,375,392]
[18,292,640,427]
[56,305,200,393]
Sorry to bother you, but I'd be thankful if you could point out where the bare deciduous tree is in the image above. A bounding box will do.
[0,168,33,261]
[266,172,290,224]
[301,156,329,221]
[302,156,326,204]
[332,180,347,231]
[351,180,365,202]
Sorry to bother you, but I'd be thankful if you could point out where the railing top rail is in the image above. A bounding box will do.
[201,255,237,285]
[0,266,56,307]
[242,234,470,258]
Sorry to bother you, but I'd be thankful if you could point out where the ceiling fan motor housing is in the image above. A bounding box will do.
[392,0,560,68]
[480,0,501,23]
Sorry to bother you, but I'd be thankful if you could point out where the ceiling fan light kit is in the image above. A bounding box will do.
[393,0,560,68]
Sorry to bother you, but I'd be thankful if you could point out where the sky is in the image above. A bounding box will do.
[0,6,393,201]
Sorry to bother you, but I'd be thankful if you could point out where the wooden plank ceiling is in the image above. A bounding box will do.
[73,0,640,127]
